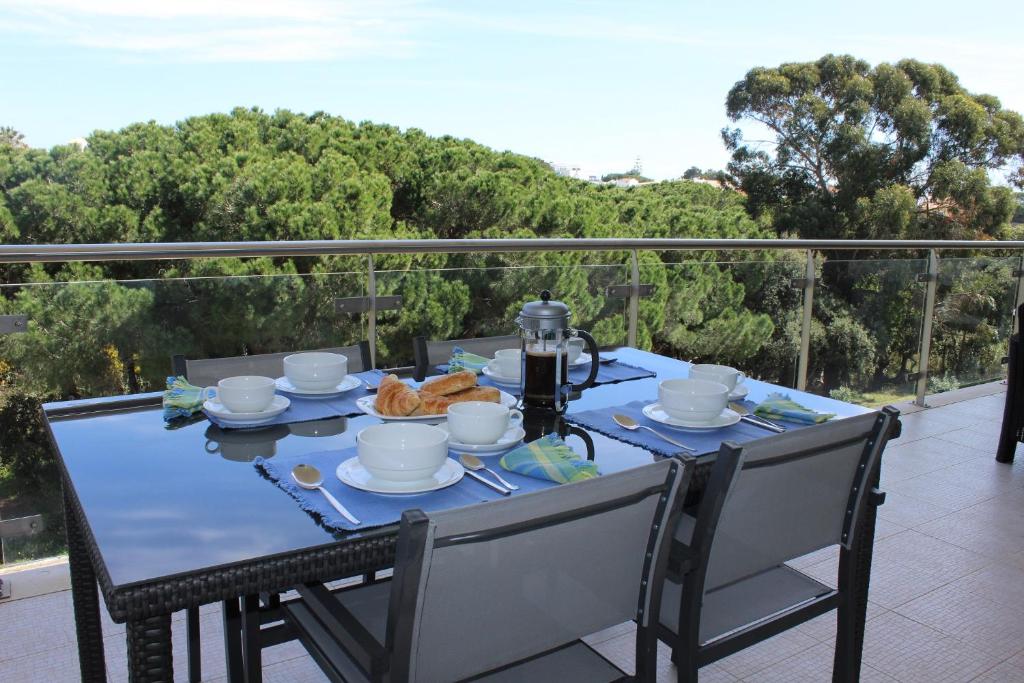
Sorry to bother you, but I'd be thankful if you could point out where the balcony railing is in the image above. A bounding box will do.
[1,237,1022,566]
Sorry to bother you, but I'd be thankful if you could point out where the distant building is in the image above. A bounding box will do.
[612,177,641,188]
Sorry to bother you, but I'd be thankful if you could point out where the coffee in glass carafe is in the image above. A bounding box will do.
[515,290,600,413]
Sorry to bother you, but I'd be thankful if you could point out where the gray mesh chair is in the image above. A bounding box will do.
[170,341,370,682]
[412,334,520,381]
[661,407,899,683]
[171,341,372,386]
[281,458,692,682]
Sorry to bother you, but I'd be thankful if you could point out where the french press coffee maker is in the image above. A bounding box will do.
[516,290,600,413]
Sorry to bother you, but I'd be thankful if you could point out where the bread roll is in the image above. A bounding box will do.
[410,393,453,416]
[374,374,421,416]
[420,370,477,396]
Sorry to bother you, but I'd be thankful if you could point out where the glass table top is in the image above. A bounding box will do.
[45,348,868,589]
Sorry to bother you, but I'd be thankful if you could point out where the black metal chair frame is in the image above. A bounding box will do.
[411,334,520,381]
[663,407,899,683]
[277,459,692,682]
[997,303,1024,463]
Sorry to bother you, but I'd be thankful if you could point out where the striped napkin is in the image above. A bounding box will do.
[499,434,600,484]
[447,346,491,374]
[755,392,835,424]
[162,376,215,421]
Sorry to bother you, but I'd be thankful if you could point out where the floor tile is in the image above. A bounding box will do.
[862,611,1003,682]
[896,580,1024,659]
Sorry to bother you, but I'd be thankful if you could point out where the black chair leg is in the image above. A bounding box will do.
[186,606,201,683]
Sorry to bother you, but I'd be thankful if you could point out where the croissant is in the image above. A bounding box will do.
[410,393,453,416]
[374,374,421,416]
[420,370,477,396]
[446,386,501,404]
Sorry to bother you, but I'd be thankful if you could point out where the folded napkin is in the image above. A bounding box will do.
[163,376,215,421]
[755,392,835,424]
[499,434,599,484]
[447,346,491,374]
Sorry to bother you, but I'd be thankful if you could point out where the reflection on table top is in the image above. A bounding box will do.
[44,348,868,590]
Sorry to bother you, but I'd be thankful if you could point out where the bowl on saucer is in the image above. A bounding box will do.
[658,378,730,424]
[283,352,348,392]
[356,423,449,483]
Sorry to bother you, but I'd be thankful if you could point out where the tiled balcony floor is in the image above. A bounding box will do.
[2,383,1022,681]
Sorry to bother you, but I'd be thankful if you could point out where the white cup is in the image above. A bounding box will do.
[658,378,730,423]
[566,338,586,363]
[492,348,522,379]
[447,401,524,445]
[357,423,449,483]
[283,352,347,391]
[210,375,276,413]
[689,364,745,391]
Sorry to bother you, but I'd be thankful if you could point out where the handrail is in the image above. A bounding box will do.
[2,237,1024,263]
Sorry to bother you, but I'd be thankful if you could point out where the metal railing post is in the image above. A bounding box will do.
[915,249,940,407]
[796,249,815,391]
[627,250,640,348]
[366,254,377,368]
[1014,254,1024,335]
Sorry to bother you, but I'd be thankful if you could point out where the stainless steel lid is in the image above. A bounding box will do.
[516,290,571,331]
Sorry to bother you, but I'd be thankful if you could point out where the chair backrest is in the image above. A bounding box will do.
[172,341,372,387]
[412,334,520,380]
[700,408,897,592]
[386,458,690,682]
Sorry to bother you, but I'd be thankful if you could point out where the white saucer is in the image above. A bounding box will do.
[481,365,521,387]
[569,353,593,367]
[641,403,741,431]
[275,375,362,397]
[203,395,290,424]
[336,457,465,494]
[729,384,749,401]
[436,423,526,454]
[356,390,517,422]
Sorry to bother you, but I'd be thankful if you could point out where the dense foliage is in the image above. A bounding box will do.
[724,54,1024,241]
[0,108,783,399]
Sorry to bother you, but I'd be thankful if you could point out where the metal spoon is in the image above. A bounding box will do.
[292,464,361,525]
[459,453,520,491]
[612,414,696,452]
[728,402,786,433]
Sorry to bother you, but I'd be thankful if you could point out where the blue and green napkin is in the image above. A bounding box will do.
[162,376,215,421]
[755,392,835,424]
[447,346,491,374]
[499,433,600,484]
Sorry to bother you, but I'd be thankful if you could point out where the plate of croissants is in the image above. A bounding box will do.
[356,370,515,420]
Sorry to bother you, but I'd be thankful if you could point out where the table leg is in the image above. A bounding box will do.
[223,597,245,683]
[126,613,173,682]
[187,606,202,682]
[242,594,263,682]
[63,485,107,683]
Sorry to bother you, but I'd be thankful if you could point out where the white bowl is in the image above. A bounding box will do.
[214,375,276,413]
[658,378,730,423]
[356,423,449,483]
[283,352,347,391]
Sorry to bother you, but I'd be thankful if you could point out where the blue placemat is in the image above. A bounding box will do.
[205,369,386,429]
[437,358,656,396]
[565,399,814,457]
[254,444,562,532]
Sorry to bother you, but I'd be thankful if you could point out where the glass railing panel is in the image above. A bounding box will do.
[0,259,367,565]
[811,257,926,407]
[930,256,1017,392]
[647,253,806,388]
[372,252,631,369]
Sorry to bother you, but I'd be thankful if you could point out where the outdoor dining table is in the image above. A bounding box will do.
[42,347,877,683]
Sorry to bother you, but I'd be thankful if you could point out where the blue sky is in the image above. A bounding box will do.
[1,0,1022,180]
